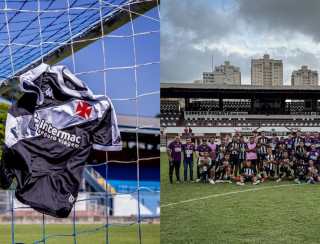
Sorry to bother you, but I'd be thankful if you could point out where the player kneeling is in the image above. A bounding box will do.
[237,160,260,186]
[276,152,294,182]
[307,160,320,184]
[215,154,232,183]
[294,159,307,184]
[198,152,214,184]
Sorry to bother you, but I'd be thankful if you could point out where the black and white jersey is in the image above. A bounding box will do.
[0,63,122,218]
[258,136,269,146]
[227,141,239,155]
[293,137,303,149]
[265,154,275,162]
[238,142,247,160]
[241,167,256,176]
[257,144,267,156]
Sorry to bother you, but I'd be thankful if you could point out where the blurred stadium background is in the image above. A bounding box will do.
[0,0,160,243]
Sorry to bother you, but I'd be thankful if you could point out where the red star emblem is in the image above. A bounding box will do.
[75,101,92,119]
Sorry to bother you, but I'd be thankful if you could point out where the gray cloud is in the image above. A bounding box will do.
[162,0,234,43]
[161,0,320,84]
[161,36,250,83]
[161,0,238,83]
[161,44,223,83]
[238,0,320,42]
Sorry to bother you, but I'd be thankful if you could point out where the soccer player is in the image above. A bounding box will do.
[216,138,227,162]
[182,138,195,182]
[269,133,279,154]
[293,131,304,149]
[285,133,295,157]
[275,141,286,176]
[262,147,277,180]
[307,144,319,165]
[196,138,212,182]
[294,159,307,184]
[246,137,257,171]
[237,136,247,177]
[167,136,182,184]
[307,160,320,184]
[295,141,306,161]
[208,137,218,162]
[256,141,267,174]
[276,151,294,182]
[258,131,269,146]
[304,132,313,152]
[237,160,259,185]
[198,152,212,183]
[215,153,232,183]
[313,132,320,150]
[227,135,240,177]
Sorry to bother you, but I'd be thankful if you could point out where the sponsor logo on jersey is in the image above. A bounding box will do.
[32,112,81,148]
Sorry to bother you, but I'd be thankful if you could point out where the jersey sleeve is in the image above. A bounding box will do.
[91,98,122,151]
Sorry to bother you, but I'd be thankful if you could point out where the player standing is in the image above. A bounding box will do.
[167,136,182,184]
[196,138,213,183]
[246,137,257,172]
[237,136,247,177]
[182,138,196,182]
[227,135,240,177]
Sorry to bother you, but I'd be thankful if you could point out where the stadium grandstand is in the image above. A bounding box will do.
[160,83,320,145]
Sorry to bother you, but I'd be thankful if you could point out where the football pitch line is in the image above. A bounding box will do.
[161,183,306,208]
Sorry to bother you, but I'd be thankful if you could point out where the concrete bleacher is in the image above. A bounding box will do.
[161,111,320,128]
[160,83,320,132]
[188,100,219,111]
[160,100,180,113]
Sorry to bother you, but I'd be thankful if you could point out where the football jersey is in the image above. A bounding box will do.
[196,144,212,156]
[168,141,182,161]
[0,63,122,218]
[238,142,248,160]
[182,143,195,159]
[241,167,256,176]
[227,141,240,155]
[285,138,294,150]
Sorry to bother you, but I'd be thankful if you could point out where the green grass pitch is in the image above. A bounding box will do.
[161,153,320,244]
[0,224,159,244]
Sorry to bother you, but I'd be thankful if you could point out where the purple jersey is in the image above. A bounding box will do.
[285,138,294,150]
[168,141,182,161]
[182,143,195,159]
[312,138,320,148]
[196,144,212,156]
[304,137,313,148]
[308,150,319,161]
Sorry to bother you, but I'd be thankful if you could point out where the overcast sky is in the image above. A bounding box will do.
[161,0,320,85]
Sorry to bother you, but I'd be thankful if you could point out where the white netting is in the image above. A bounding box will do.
[0,0,160,243]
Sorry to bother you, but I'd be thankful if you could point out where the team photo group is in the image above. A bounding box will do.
[167,130,320,185]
